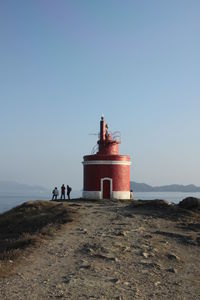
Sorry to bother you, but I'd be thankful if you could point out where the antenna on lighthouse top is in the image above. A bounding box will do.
[101,113,104,120]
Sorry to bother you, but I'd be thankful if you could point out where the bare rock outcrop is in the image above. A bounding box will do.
[179,197,200,209]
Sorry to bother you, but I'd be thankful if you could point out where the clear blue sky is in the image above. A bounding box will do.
[0,0,200,190]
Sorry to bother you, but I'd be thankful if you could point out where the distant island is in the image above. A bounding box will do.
[130,181,200,193]
[0,181,49,196]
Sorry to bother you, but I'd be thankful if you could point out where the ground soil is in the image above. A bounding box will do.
[0,199,199,300]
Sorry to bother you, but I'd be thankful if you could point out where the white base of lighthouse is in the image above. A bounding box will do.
[112,191,131,199]
[82,190,131,200]
[82,191,101,199]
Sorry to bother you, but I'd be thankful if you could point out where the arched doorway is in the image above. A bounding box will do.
[101,178,112,199]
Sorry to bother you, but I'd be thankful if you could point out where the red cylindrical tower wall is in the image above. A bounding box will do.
[83,164,130,191]
[82,154,131,199]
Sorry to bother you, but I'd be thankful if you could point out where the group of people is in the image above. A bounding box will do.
[52,184,72,201]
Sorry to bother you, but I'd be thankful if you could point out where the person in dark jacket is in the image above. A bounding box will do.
[67,185,72,200]
[60,184,66,200]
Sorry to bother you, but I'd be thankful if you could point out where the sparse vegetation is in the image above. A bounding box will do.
[0,199,199,298]
[0,200,73,277]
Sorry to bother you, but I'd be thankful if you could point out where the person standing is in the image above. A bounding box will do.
[130,189,134,200]
[67,185,72,200]
[52,187,59,200]
[60,184,66,200]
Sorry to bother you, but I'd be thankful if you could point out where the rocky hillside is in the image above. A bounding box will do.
[0,198,199,299]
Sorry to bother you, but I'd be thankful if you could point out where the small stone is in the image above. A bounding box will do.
[109,278,119,284]
[173,282,181,286]
[167,267,177,273]
[63,277,70,283]
[167,253,181,261]
[144,234,153,239]
[56,290,64,298]
[116,231,124,236]
[121,246,131,252]
[88,248,95,254]
[80,260,90,269]
[115,296,123,300]
[140,260,162,269]
[154,281,161,287]
[142,252,149,258]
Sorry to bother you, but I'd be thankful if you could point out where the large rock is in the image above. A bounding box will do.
[179,197,200,209]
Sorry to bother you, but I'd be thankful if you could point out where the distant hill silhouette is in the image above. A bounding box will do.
[0,181,49,196]
[1,180,200,196]
[130,181,200,192]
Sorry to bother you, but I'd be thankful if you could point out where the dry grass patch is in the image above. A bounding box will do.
[0,200,73,276]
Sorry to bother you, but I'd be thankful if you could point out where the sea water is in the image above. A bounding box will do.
[0,190,82,214]
[133,191,200,203]
[0,191,200,214]
[0,195,49,214]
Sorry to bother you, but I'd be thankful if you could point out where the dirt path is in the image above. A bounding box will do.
[0,200,199,299]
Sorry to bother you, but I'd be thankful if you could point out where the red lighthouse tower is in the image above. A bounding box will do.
[82,116,131,199]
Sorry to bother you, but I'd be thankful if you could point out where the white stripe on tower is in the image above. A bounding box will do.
[82,160,131,166]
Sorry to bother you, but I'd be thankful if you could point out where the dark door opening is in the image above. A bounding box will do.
[103,180,110,199]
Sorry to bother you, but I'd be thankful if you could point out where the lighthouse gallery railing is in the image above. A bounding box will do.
[91,131,121,154]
